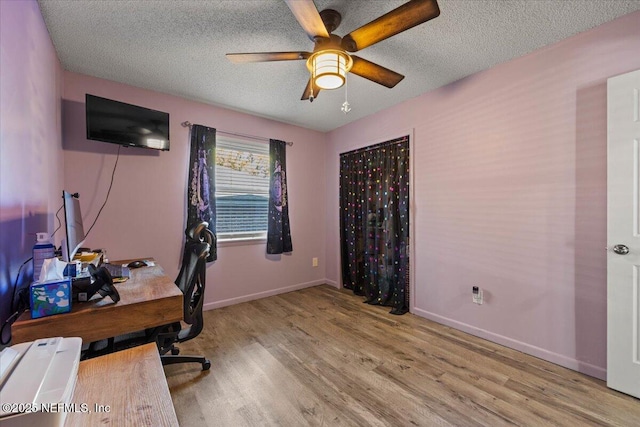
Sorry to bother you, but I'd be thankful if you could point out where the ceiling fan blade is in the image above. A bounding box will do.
[226,52,311,63]
[349,56,404,88]
[284,0,330,41]
[342,0,440,52]
[301,78,321,101]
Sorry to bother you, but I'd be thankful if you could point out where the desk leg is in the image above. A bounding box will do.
[83,337,115,360]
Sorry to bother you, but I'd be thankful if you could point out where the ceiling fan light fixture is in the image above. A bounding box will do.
[307,49,352,90]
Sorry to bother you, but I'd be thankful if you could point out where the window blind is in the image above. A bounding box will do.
[215,137,270,239]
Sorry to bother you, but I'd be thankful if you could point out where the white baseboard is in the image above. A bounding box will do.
[203,279,327,310]
[412,307,606,380]
[324,279,339,288]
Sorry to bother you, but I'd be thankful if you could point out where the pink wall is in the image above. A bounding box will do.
[62,72,327,309]
[325,12,640,379]
[5,0,639,380]
[0,0,64,340]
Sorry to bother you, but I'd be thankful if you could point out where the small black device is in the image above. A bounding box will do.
[127,260,148,269]
[72,265,120,303]
[85,94,170,151]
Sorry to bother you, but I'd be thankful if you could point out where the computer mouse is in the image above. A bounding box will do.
[127,260,148,269]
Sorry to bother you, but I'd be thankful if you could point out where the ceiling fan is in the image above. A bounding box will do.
[226,0,440,102]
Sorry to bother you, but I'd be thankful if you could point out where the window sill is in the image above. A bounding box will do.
[217,236,267,247]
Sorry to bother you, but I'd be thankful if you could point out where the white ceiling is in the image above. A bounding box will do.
[38,0,640,132]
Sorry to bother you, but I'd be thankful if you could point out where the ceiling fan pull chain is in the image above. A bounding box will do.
[341,74,351,114]
[309,68,315,102]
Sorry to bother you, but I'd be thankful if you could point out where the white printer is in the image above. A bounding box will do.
[0,337,82,427]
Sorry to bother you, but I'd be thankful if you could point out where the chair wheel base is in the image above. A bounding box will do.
[161,354,211,371]
[171,347,180,355]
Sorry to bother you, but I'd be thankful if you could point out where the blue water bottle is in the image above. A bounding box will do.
[33,232,55,282]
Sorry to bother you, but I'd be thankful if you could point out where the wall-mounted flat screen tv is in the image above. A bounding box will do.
[86,94,170,151]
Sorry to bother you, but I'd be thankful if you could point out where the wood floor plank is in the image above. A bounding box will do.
[165,285,640,426]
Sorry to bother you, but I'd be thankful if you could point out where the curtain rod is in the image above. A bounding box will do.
[340,135,409,157]
[181,121,293,146]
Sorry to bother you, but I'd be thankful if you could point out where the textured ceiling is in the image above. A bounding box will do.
[38,0,640,132]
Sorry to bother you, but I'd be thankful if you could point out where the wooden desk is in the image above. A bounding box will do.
[66,343,178,426]
[11,264,182,344]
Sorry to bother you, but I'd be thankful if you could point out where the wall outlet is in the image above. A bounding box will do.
[472,286,483,305]
[312,257,318,267]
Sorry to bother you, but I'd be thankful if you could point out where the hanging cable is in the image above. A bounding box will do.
[85,145,121,238]
[0,257,33,345]
[51,204,64,237]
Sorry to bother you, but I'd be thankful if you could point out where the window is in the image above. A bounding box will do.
[215,137,270,241]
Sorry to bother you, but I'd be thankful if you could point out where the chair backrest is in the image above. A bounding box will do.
[186,221,216,262]
[175,223,211,339]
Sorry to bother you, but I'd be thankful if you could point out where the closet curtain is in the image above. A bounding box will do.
[187,124,217,261]
[340,136,409,315]
[267,139,292,254]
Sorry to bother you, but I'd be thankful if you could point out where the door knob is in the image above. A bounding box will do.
[612,244,630,255]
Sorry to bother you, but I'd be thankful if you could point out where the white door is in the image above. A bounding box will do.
[607,69,640,398]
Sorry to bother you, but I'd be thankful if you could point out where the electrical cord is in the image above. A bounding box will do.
[85,145,120,238]
[0,257,32,345]
[51,204,64,238]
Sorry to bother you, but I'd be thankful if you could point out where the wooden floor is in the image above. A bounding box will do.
[165,285,640,426]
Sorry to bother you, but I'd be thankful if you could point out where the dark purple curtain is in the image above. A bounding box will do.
[187,124,217,261]
[340,136,410,315]
[267,139,292,254]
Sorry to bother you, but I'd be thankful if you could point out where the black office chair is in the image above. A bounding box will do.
[155,221,213,370]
